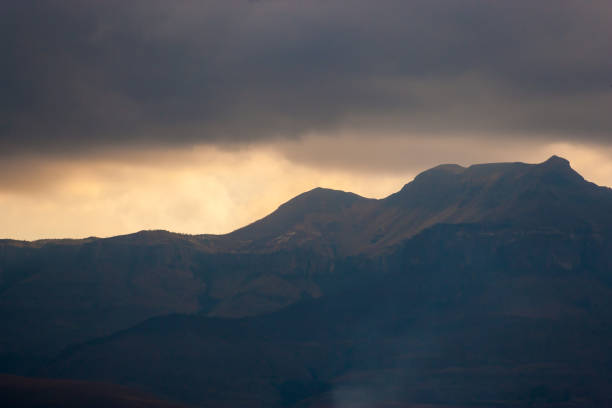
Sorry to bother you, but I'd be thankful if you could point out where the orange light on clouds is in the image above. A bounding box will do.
[1,137,611,241]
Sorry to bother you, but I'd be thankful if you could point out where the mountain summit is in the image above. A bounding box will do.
[381,155,608,240]
[218,156,611,254]
[2,155,612,407]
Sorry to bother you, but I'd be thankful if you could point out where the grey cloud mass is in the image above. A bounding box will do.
[2,0,612,158]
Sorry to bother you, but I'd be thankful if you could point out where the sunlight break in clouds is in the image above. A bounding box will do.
[0,145,410,241]
[1,138,611,241]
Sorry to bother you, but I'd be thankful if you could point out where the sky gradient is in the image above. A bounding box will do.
[2,0,612,240]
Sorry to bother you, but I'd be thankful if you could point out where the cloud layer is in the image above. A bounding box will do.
[2,0,612,159]
[2,1,612,239]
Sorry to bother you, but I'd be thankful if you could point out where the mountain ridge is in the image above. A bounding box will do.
[1,155,608,250]
[3,154,612,407]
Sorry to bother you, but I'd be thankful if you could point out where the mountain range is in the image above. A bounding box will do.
[2,155,612,407]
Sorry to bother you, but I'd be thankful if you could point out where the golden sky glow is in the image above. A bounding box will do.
[1,137,611,241]
[3,1,612,241]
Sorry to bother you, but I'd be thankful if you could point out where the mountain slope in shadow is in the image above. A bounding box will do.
[39,221,612,407]
[2,156,612,407]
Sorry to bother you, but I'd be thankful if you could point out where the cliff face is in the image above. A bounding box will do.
[2,156,612,407]
[37,223,612,407]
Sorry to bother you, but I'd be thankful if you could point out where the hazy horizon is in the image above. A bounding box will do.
[2,148,611,241]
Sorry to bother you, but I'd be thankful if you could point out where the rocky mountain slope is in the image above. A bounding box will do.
[2,155,612,407]
[38,222,612,407]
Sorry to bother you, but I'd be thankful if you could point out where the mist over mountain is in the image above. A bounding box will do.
[2,156,612,407]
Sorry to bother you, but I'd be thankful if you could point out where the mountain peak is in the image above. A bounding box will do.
[414,163,465,179]
[429,163,466,173]
[228,187,368,244]
[541,155,570,168]
[534,154,584,184]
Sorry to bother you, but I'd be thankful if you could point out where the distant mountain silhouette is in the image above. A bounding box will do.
[2,156,612,407]
[220,155,612,253]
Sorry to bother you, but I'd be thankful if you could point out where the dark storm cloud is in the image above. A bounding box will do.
[2,0,612,158]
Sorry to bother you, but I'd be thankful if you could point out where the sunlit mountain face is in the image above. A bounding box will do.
[2,0,612,407]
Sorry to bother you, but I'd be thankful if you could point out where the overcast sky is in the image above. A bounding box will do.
[2,0,612,240]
